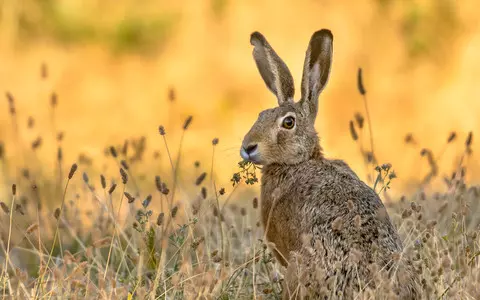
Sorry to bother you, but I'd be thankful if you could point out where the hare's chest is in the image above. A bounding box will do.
[260,183,304,265]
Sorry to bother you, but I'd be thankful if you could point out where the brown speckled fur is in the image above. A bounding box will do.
[242,30,420,299]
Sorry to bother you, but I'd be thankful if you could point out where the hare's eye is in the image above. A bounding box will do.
[282,116,295,129]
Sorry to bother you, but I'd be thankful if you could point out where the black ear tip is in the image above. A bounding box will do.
[311,29,333,41]
[250,31,266,46]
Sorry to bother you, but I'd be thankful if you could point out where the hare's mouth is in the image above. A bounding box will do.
[240,144,262,164]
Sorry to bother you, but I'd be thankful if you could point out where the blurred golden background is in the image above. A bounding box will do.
[0,0,478,196]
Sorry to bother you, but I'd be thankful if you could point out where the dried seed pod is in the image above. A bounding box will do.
[196,172,207,186]
[161,183,169,195]
[447,132,457,143]
[240,207,247,216]
[171,206,178,218]
[54,208,61,220]
[15,204,24,215]
[157,213,164,226]
[158,126,166,135]
[142,195,152,208]
[354,112,364,129]
[155,176,162,192]
[68,163,78,179]
[82,172,89,184]
[357,68,366,95]
[0,202,10,214]
[124,192,135,203]
[349,120,358,141]
[120,160,129,170]
[109,146,118,158]
[466,131,473,147]
[108,183,117,194]
[183,116,193,130]
[51,92,58,107]
[168,87,176,102]
[120,168,128,184]
[100,175,106,189]
[57,147,63,162]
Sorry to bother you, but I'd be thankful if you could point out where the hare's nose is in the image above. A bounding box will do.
[244,144,258,155]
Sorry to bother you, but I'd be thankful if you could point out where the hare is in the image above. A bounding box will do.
[240,30,419,299]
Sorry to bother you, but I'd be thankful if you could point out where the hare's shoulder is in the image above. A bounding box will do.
[297,159,387,217]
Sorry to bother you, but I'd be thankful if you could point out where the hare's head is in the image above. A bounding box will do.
[241,29,333,165]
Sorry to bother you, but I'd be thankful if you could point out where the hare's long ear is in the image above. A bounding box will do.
[250,32,295,105]
[300,29,333,121]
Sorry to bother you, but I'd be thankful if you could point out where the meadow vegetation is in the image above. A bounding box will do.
[0,65,478,299]
[0,0,478,299]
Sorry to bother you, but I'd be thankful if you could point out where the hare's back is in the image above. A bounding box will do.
[299,159,403,254]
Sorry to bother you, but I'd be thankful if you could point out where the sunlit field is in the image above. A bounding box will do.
[0,0,480,299]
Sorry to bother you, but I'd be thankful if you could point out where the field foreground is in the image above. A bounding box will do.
[0,114,478,299]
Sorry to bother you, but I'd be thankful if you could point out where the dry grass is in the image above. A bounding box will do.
[0,2,479,298]
[0,89,479,299]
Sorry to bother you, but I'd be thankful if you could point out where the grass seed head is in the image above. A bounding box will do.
[349,120,358,141]
[41,62,48,79]
[31,137,42,150]
[82,172,89,184]
[161,182,169,195]
[183,115,193,130]
[354,112,364,129]
[240,207,247,216]
[6,92,15,115]
[168,87,176,101]
[171,206,178,218]
[51,92,58,107]
[100,175,106,189]
[196,172,207,185]
[142,195,152,208]
[124,192,135,203]
[447,131,457,143]
[109,146,118,158]
[68,163,78,179]
[357,67,366,95]
[15,204,24,215]
[57,147,63,162]
[120,160,129,170]
[54,207,61,220]
[108,183,117,194]
[120,168,128,184]
[27,116,35,129]
[157,213,164,226]
[155,176,162,192]
[0,202,9,214]
[158,125,166,135]
[465,131,473,148]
